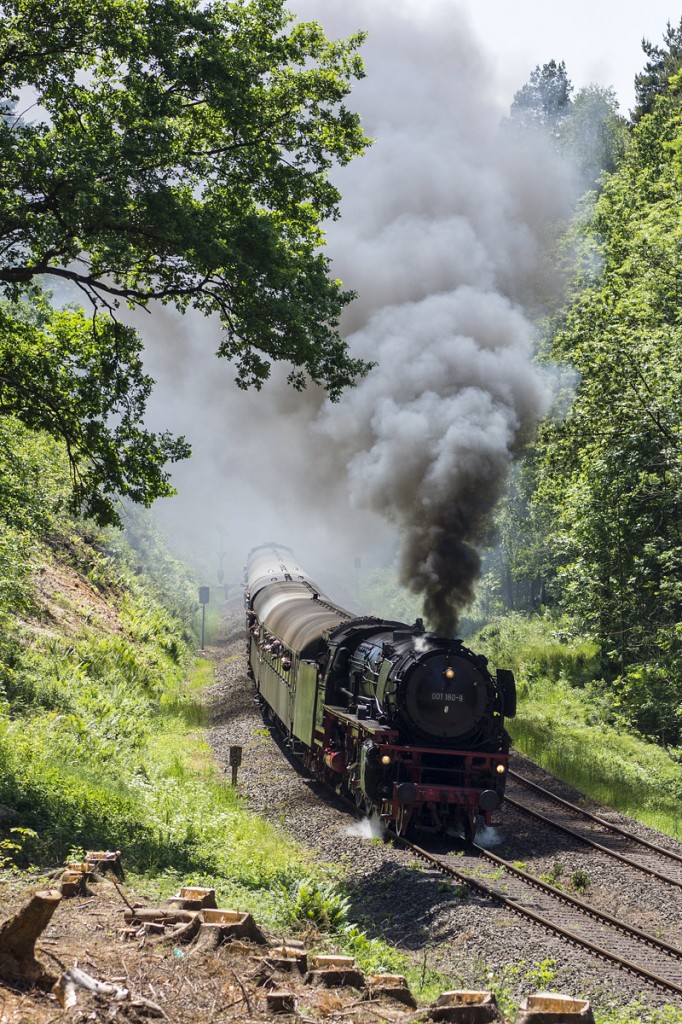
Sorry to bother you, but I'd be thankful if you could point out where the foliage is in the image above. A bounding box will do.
[472,613,682,837]
[356,564,423,626]
[510,685,682,838]
[633,18,682,121]
[0,0,371,398]
[594,1003,682,1024]
[0,295,190,525]
[0,0,372,523]
[509,60,573,132]
[559,86,629,186]
[507,61,629,197]
[570,868,590,894]
[522,80,682,742]
[474,612,600,686]
[0,827,37,870]
[476,958,558,1024]
[279,876,350,931]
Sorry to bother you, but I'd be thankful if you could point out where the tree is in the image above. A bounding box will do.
[508,65,628,191]
[0,0,370,523]
[559,86,628,187]
[633,18,682,121]
[528,86,682,742]
[509,60,573,133]
[0,292,191,524]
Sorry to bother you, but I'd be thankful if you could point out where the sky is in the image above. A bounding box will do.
[141,0,682,603]
[451,1,680,116]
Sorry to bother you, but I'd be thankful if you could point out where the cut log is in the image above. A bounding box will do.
[123,907,198,925]
[53,966,129,1009]
[0,888,61,988]
[166,914,202,944]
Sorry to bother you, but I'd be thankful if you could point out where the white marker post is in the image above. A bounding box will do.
[198,586,210,650]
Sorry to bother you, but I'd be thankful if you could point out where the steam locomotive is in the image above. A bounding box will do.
[245,543,516,840]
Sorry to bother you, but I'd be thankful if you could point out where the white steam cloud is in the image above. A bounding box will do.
[142,0,575,629]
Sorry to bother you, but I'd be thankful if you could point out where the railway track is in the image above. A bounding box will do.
[398,833,682,1001]
[507,769,682,889]
[215,600,682,1008]
[329,766,682,999]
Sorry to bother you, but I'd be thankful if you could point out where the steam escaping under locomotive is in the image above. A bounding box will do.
[245,543,516,840]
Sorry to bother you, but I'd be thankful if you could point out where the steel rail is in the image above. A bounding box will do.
[473,844,682,957]
[504,794,682,890]
[393,834,682,999]
[509,769,682,866]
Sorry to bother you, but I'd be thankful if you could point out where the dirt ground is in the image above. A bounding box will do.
[0,864,435,1023]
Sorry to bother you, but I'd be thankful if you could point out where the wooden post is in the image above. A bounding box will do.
[0,888,62,987]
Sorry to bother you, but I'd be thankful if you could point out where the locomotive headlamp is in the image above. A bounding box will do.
[380,753,392,765]
[444,667,456,680]
[496,763,506,774]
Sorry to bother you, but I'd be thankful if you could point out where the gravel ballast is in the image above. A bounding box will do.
[207,597,682,1015]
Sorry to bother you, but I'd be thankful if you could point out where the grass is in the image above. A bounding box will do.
[472,613,682,839]
[510,690,682,837]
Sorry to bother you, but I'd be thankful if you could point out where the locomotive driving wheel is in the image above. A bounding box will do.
[395,804,412,837]
[353,786,371,816]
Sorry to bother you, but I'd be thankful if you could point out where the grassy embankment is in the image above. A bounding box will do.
[472,614,682,840]
[2,422,681,1020]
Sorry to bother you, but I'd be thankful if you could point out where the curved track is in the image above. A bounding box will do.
[399,834,682,1000]
[507,770,682,889]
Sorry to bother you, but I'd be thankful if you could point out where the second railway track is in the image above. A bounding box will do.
[399,833,682,1001]
[507,768,682,889]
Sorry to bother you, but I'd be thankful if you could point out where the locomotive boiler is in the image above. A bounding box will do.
[245,543,516,840]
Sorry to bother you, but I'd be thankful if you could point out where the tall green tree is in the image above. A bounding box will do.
[530,84,682,742]
[0,0,370,524]
[509,60,573,133]
[632,18,682,121]
[559,86,628,187]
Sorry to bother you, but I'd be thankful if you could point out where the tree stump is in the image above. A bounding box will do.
[164,886,217,911]
[0,888,61,988]
[305,955,365,990]
[60,869,93,898]
[366,974,417,1008]
[267,990,296,1014]
[428,991,500,1023]
[86,850,124,880]
[191,910,267,953]
[515,993,594,1024]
